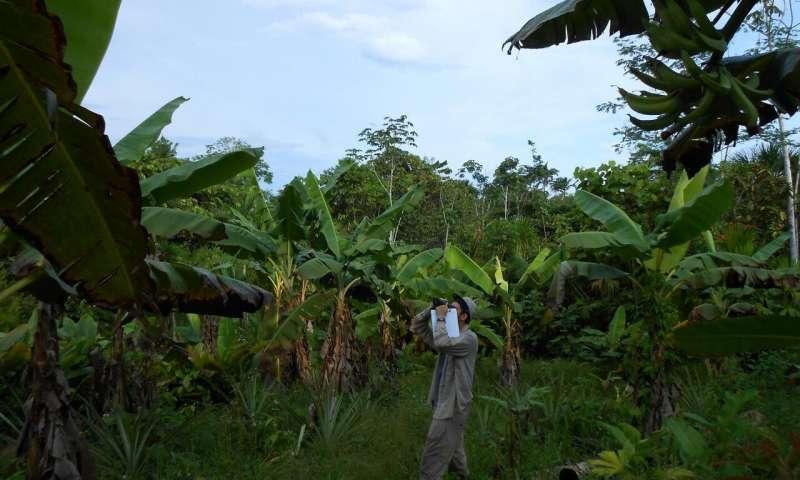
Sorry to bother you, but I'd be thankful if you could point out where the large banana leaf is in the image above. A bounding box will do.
[503,0,649,52]
[0,1,151,306]
[296,254,343,280]
[113,96,189,164]
[45,0,121,103]
[574,190,648,251]
[140,149,261,205]
[445,245,494,295]
[561,231,637,250]
[673,315,800,356]
[549,261,628,307]
[272,180,306,242]
[517,248,552,287]
[355,185,424,243]
[141,207,275,258]
[305,171,341,258]
[654,180,734,249]
[674,266,800,290]
[146,260,270,317]
[752,232,791,262]
[141,207,226,241]
[397,248,443,284]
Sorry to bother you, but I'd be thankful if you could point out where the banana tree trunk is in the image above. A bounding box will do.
[379,303,397,373]
[320,291,355,392]
[109,311,126,410]
[18,303,95,480]
[201,314,219,354]
[645,330,676,435]
[500,311,521,387]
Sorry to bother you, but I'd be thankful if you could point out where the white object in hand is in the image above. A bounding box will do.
[430,308,460,338]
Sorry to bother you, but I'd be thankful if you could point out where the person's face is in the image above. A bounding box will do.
[450,301,467,323]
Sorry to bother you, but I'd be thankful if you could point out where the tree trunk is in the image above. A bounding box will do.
[779,116,799,264]
[18,303,95,480]
[645,335,676,435]
[379,304,397,373]
[500,314,521,387]
[109,311,126,410]
[201,314,219,354]
[320,294,355,392]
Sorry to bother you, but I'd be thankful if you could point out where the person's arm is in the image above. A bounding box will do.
[409,309,434,348]
[433,327,477,357]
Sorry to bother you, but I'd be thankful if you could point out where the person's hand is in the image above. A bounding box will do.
[435,304,448,319]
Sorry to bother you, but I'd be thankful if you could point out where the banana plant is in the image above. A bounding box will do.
[444,244,570,386]
[505,0,800,174]
[558,165,800,432]
[295,170,424,391]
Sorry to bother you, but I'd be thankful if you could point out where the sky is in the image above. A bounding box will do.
[82,0,739,191]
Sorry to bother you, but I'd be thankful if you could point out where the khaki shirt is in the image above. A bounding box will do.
[411,310,478,419]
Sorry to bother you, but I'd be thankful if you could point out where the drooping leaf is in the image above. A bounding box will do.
[445,245,494,295]
[146,260,271,317]
[503,0,649,52]
[752,232,791,262]
[674,266,800,290]
[322,158,355,193]
[674,315,800,356]
[494,257,509,292]
[140,149,261,205]
[141,207,226,241]
[354,306,381,340]
[0,1,151,306]
[561,231,636,251]
[305,171,341,259]
[296,255,343,280]
[549,261,628,308]
[45,0,121,103]
[471,319,503,349]
[655,180,734,249]
[607,306,626,347]
[213,224,275,260]
[113,96,189,164]
[573,190,648,251]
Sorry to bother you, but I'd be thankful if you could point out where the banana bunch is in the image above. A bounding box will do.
[647,0,726,59]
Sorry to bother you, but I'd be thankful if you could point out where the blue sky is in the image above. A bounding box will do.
[82,0,771,190]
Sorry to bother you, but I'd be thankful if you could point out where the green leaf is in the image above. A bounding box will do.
[674,266,800,290]
[655,180,734,249]
[396,248,443,284]
[0,2,151,306]
[405,277,483,299]
[503,0,649,51]
[471,319,503,349]
[445,245,494,295]
[305,171,341,259]
[607,306,626,347]
[147,260,270,317]
[752,232,790,262]
[0,324,28,354]
[674,315,800,356]
[664,418,709,463]
[272,180,306,242]
[494,257,509,292]
[217,318,235,360]
[549,261,628,308]
[573,190,647,251]
[517,248,551,287]
[142,207,226,241]
[296,255,343,280]
[45,0,121,103]
[354,306,381,340]
[140,149,261,205]
[268,292,334,345]
[213,224,275,260]
[561,231,635,250]
[113,96,189,164]
[357,185,424,242]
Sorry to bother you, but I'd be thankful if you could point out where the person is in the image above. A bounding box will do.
[410,295,479,480]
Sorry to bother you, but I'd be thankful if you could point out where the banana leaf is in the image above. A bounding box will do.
[722,48,800,114]
[354,306,381,340]
[445,245,494,295]
[45,0,121,103]
[561,231,636,251]
[140,149,261,205]
[305,171,341,258]
[405,277,484,300]
[146,260,271,317]
[397,248,443,284]
[573,190,648,251]
[141,207,227,241]
[752,232,791,262]
[296,254,343,280]
[113,96,189,164]
[673,266,800,290]
[503,0,649,52]
[549,261,628,308]
[654,180,734,249]
[213,224,275,260]
[471,319,503,349]
[0,1,151,306]
[673,315,800,356]
[355,185,424,243]
[272,180,306,242]
[322,158,355,193]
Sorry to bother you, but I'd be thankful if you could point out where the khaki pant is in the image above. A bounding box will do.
[419,408,469,480]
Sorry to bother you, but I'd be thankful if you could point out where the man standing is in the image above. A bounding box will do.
[411,295,479,480]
